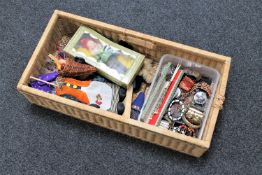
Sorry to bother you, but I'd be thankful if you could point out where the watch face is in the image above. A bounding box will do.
[169,103,181,120]
[194,91,207,105]
[168,100,185,121]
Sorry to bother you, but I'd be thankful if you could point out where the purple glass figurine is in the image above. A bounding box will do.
[30,71,58,93]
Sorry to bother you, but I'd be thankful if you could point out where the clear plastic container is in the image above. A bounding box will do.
[140,54,220,139]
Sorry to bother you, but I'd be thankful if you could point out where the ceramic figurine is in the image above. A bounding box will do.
[130,83,147,120]
[130,92,145,120]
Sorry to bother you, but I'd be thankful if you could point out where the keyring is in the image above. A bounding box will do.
[168,99,187,121]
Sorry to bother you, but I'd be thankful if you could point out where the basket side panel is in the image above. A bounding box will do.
[123,123,207,157]
[202,59,231,141]
[20,91,123,130]
[20,90,207,157]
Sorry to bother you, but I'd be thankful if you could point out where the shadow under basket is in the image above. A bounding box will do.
[17,10,231,157]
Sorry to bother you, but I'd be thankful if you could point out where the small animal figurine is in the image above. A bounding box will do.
[48,54,96,77]
[138,58,158,84]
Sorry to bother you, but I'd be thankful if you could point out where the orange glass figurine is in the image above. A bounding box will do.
[55,77,113,110]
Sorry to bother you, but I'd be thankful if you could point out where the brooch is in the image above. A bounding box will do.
[193,82,212,97]
[179,76,195,91]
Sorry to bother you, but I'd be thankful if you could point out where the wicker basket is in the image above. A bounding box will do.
[17,10,231,157]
